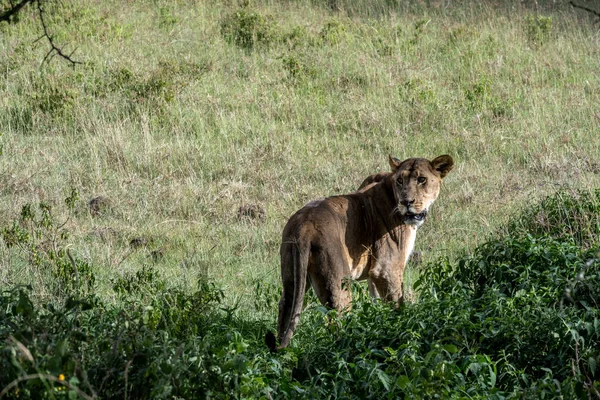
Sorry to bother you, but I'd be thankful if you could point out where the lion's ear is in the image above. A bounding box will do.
[388,155,402,172]
[431,155,454,178]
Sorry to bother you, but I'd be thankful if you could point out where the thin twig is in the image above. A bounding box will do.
[36,0,82,66]
[591,383,600,399]
[124,359,133,400]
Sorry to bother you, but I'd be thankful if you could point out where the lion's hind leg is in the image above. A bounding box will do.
[308,249,352,311]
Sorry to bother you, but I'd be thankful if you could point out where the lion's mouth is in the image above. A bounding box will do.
[403,211,427,223]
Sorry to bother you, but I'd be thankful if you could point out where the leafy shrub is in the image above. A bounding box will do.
[0,278,274,399]
[372,36,394,57]
[107,66,175,103]
[286,233,599,398]
[398,78,439,109]
[91,61,210,112]
[465,77,491,110]
[220,7,278,50]
[463,77,515,120]
[112,264,166,297]
[281,54,318,80]
[423,235,600,312]
[29,84,78,115]
[1,190,96,297]
[158,6,177,30]
[409,18,430,45]
[320,19,348,44]
[502,189,600,249]
[525,15,552,45]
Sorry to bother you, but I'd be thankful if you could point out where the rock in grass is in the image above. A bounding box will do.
[88,196,112,217]
[237,204,266,223]
[129,237,148,249]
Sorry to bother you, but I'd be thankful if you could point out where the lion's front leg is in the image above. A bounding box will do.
[368,261,405,305]
[368,279,381,299]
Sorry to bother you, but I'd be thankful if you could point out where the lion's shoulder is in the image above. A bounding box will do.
[358,172,390,191]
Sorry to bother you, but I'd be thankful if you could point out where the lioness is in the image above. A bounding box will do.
[270,155,454,350]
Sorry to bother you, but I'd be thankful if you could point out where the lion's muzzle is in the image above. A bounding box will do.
[403,210,427,225]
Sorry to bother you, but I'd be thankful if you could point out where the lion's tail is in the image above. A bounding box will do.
[271,238,310,350]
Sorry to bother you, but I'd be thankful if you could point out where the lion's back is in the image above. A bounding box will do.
[280,196,352,245]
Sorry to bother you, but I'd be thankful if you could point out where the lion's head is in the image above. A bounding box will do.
[387,155,454,226]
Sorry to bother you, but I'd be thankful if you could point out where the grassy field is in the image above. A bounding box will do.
[2,1,600,397]
[1,0,599,306]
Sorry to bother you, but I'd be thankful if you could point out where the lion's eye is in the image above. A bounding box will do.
[417,177,427,185]
[396,178,403,187]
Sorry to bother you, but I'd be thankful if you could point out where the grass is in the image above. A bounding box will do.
[1,0,600,311]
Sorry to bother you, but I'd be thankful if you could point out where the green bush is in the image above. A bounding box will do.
[220,8,278,50]
[286,230,599,398]
[1,190,97,298]
[502,189,600,249]
[525,15,552,45]
[0,278,275,399]
[465,77,491,111]
[320,19,348,44]
[281,53,318,80]
[158,6,177,30]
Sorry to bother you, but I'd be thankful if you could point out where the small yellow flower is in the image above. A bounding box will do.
[58,374,65,381]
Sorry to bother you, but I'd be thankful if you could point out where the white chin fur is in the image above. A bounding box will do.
[405,218,424,227]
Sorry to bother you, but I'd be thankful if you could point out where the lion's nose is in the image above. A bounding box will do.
[401,199,415,207]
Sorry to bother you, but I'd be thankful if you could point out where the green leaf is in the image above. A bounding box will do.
[160,362,173,374]
[488,367,497,387]
[575,381,585,398]
[56,339,68,357]
[468,362,482,375]
[375,369,392,391]
[396,375,410,389]
[442,344,458,354]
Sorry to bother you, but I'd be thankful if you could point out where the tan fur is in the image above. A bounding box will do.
[272,155,454,349]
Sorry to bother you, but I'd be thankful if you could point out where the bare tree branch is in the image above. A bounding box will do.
[0,0,34,23]
[569,1,600,20]
[36,0,82,66]
[1,0,82,66]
